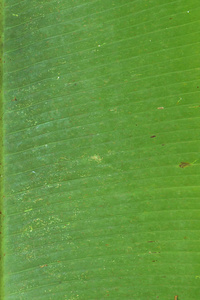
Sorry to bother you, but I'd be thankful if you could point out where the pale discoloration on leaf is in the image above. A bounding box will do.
[90,154,103,163]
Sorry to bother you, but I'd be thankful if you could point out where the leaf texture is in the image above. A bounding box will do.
[2,0,200,299]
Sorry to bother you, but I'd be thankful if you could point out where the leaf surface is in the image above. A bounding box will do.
[2,0,200,299]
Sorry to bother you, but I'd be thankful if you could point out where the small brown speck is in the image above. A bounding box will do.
[40,264,48,268]
[179,162,190,168]
[150,135,156,138]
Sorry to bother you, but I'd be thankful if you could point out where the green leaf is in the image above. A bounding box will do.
[2,0,200,299]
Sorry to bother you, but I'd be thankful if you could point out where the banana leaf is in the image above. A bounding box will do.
[1,0,200,299]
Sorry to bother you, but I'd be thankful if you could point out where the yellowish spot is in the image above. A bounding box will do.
[24,208,32,213]
[177,97,182,104]
[90,154,103,163]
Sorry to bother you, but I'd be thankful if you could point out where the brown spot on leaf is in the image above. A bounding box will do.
[40,264,48,268]
[179,162,190,168]
[150,135,156,138]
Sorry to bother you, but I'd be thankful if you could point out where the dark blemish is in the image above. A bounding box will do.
[197,86,199,88]
[12,97,17,102]
[136,124,137,126]
[162,144,165,146]
[169,17,173,20]
[74,83,77,86]
[184,236,187,239]
[152,260,157,262]
[148,241,155,243]
[150,135,156,138]
[179,162,190,168]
